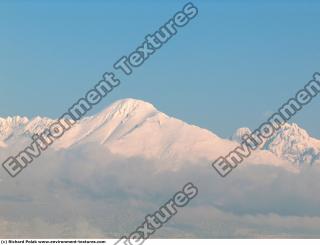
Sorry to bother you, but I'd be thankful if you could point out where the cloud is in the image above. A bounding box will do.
[0,143,320,238]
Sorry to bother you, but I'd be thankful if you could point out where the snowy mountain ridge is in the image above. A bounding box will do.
[0,98,319,168]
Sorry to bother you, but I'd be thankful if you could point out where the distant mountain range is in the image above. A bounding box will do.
[1,98,319,170]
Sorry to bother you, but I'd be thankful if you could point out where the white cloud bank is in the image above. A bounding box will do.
[1,144,320,238]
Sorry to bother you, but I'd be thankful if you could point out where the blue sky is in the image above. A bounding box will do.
[0,0,319,138]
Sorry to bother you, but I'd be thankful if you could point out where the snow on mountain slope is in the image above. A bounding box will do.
[262,123,320,165]
[0,98,319,169]
[231,123,320,165]
[54,99,236,163]
[0,116,29,141]
[0,116,54,147]
[54,99,160,149]
[231,127,252,142]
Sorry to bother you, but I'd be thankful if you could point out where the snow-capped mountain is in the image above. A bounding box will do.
[0,116,54,147]
[0,116,29,141]
[231,127,252,143]
[231,124,320,165]
[52,99,236,163]
[262,123,320,165]
[0,98,319,167]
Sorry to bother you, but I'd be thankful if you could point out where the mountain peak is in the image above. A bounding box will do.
[100,98,157,117]
[0,116,29,125]
[231,127,252,142]
[280,123,309,139]
[1,99,319,167]
[263,123,320,164]
[111,98,156,110]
